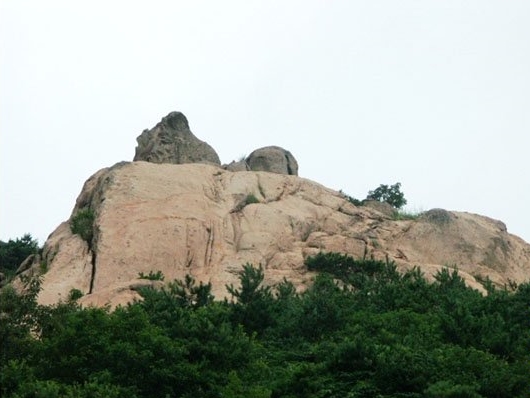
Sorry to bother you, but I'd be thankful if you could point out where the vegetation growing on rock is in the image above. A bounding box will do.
[1,254,529,397]
[341,182,409,210]
[70,208,95,243]
[245,193,260,205]
[367,182,407,209]
[138,270,165,281]
[0,234,39,280]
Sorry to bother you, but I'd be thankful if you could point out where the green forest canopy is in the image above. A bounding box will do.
[1,253,529,397]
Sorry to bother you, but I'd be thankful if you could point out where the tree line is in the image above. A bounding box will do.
[1,252,529,397]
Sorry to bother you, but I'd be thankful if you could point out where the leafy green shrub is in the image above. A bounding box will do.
[347,196,363,206]
[339,190,363,206]
[68,288,84,302]
[0,234,39,274]
[367,182,407,209]
[70,208,95,243]
[245,193,260,205]
[138,270,165,281]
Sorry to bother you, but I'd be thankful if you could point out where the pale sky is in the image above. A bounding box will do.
[1,1,529,245]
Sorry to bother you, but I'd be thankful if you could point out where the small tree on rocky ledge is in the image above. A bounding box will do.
[366,182,407,209]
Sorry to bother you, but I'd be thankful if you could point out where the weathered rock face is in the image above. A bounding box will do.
[246,146,298,175]
[133,112,221,165]
[363,200,395,218]
[24,162,530,307]
[223,160,249,172]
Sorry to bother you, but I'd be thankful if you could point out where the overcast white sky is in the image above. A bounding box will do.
[1,1,529,245]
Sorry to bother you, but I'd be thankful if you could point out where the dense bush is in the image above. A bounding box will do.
[1,254,529,397]
[367,182,407,209]
[70,208,95,243]
[0,234,39,277]
[138,270,165,281]
[340,183,408,209]
[340,190,364,206]
[245,193,260,205]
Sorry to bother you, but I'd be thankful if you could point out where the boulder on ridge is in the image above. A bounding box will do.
[246,146,298,175]
[133,111,220,165]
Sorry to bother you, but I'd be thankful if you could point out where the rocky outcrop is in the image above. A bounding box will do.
[246,146,298,175]
[363,200,395,218]
[222,146,299,175]
[133,111,299,177]
[22,162,530,308]
[223,160,249,172]
[133,112,221,165]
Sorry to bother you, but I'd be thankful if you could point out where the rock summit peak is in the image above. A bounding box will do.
[134,111,299,176]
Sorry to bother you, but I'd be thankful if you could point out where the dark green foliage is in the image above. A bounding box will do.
[227,263,275,335]
[68,288,84,302]
[306,251,390,274]
[2,257,530,398]
[0,276,42,366]
[340,189,364,206]
[0,233,39,275]
[305,251,400,289]
[165,274,214,308]
[347,196,363,206]
[227,263,270,305]
[70,208,95,243]
[137,270,165,281]
[295,273,347,340]
[245,193,260,205]
[367,182,407,209]
[0,360,134,398]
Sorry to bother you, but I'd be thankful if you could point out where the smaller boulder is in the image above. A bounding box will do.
[246,146,298,175]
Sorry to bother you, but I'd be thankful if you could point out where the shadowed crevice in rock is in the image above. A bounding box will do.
[285,153,294,175]
[88,251,96,294]
[87,223,97,295]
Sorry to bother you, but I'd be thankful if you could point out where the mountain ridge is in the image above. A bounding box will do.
[19,160,530,307]
[13,111,530,307]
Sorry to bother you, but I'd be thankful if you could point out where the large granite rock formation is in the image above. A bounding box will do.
[133,111,221,165]
[134,111,300,176]
[21,162,530,307]
[246,146,298,175]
